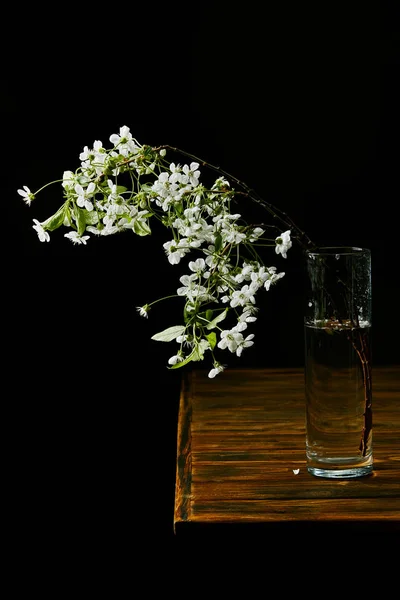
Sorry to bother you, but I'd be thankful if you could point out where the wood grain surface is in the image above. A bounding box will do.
[174,366,400,535]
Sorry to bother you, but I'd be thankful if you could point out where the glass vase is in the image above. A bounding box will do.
[304,247,372,478]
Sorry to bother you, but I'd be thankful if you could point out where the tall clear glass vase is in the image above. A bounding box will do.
[304,247,373,478]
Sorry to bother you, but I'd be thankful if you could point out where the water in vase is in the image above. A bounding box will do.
[304,320,373,478]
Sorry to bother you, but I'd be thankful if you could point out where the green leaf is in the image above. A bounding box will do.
[151,326,186,342]
[74,206,86,236]
[83,210,100,225]
[205,332,217,350]
[63,207,72,227]
[192,339,210,361]
[41,205,67,232]
[205,309,227,330]
[133,219,151,236]
[214,232,223,253]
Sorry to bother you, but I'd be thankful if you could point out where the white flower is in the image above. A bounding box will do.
[239,310,258,324]
[250,266,271,290]
[163,240,189,265]
[230,285,256,308]
[177,334,194,348]
[107,179,119,202]
[32,219,50,242]
[249,227,265,242]
[222,226,246,245]
[177,274,202,297]
[168,354,184,365]
[75,182,95,211]
[109,125,140,157]
[208,363,225,378]
[136,305,150,318]
[217,329,244,353]
[64,231,90,245]
[18,186,34,206]
[62,171,75,190]
[188,258,206,275]
[264,266,285,290]
[275,230,292,258]
[235,309,258,332]
[182,162,200,187]
[236,333,255,357]
[79,145,91,162]
[234,262,255,283]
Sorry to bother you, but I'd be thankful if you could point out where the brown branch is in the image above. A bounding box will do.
[347,329,372,457]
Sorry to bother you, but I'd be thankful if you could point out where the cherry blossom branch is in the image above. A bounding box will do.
[154,145,318,252]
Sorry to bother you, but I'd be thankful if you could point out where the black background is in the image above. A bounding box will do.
[4,1,399,577]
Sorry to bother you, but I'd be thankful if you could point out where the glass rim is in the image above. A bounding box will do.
[306,246,370,257]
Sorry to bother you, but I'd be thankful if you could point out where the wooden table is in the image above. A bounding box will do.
[174,366,400,538]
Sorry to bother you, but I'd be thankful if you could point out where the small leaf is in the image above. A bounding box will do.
[41,205,67,232]
[205,332,217,350]
[214,233,223,253]
[83,210,100,225]
[74,206,86,236]
[63,207,72,227]
[206,309,227,330]
[151,326,186,342]
[133,219,151,236]
[192,339,210,361]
